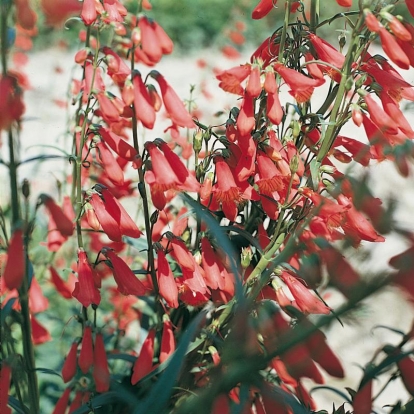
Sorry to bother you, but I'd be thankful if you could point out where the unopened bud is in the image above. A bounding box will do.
[290,154,299,174]
[241,246,253,269]
[193,130,203,154]
[292,120,300,139]
[150,209,159,224]
[22,179,30,199]
[344,76,354,92]
[355,73,368,89]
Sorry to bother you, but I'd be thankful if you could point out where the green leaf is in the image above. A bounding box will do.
[1,298,17,324]
[310,159,321,191]
[311,386,352,403]
[34,367,62,378]
[133,311,207,414]
[7,396,29,414]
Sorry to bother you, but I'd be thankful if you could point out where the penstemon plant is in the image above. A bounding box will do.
[1,0,414,413]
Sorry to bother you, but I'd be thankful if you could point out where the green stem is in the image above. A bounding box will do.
[277,0,292,63]
[317,14,365,163]
[310,0,319,33]
[130,48,158,294]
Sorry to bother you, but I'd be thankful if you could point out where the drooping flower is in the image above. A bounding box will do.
[95,141,125,186]
[353,380,372,414]
[101,248,146,296]
[49,266,72,299]
[152,21,174,55]
[40,0,82,27]
[237,93,256,135]
[246,65,262,98]
[52,387,71,414]
[72,249,101,308]
[273,62,324,103]
[89,185,142,242]
[252,0,275,20]
[131,329,156,385]
[80,0,97,25]
[79,325,94,374]
[102,47,130,85]
[98,127,138,162]
[31,314,51,345]
[0,75,25,131]
[336,0,352,7]
[160,319,176,364]
[150,71,195,128]
[3,228,25,291]
[280,271,331,315]
[156,249,179,308]
[40,194,74,237]
[0,364,12,414]
[378,26,410,70]
[93,332,110,393]
[62,341,78,383]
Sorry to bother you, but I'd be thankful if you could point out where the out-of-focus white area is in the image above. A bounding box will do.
[1,44,414,412]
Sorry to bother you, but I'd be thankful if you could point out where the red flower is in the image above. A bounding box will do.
[62,341,78,383]
[336,0,352,7]
[397,355,414,396]
[102,47,130,85]
[3,228,25,290]
[93,332,110,393]
[378,27,410,70]
[0,363,12,414]
[152,21,174,55]
[98,127,138,162]
[31,314,51,345]
[157,250,179,308]
[138,16,163,64]
[52,387,71,414]
[131,329,156,384]
[103,0,126,23]
[363,93,399,135]
[40,0,81,27]
[90,185,142,242]
[40,194,74,237]
[246,65,262,98]
[72,249,101,308]
[79,325,94,374]
[160,319,176,363]
[273,62,324,103]
[132,71,156,129]
[0,75,25,131]
[353,380,372,414]
[95,141,125,186]
[280,271,330,315]
[80,0,97,25]
[15,0,37,30]
[101,248,146,296]
[150,71,195,128]
[212,156,244,221]
[252,0,275,20]
[407,0,414,19]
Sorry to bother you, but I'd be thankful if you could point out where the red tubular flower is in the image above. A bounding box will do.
[152,21,174,55]
[236,93,255,135]
[72,249,101,308]
[336,0,352,7]
[0,363,12,414]
[68,391,83,413]
[353,380,372,414]
[408,0,414,18]
[90,185,142,242]
[52,387,72,414]
[304,52,324,80]
[201,237,226,290]
[150,71,195,128]
[160,319,176,363]
[378,27,410,70]
[40,194,74,237]
[103,0,125,23]
[132,71,156,129]
[96,141,125,186]
[98,127,138,162]
[246,66,262,98]
[308,34,345,81]
[216,65,251,95]
[273,62,324,103]
[363,93,399,135]
[364,10,380,33]
[15,0,37,30]
[31,314,51,345]
[252,0,275,20]
[303,323,344,378]
[62,341,78,383]
[397,355,414,396]
[102,47,130,85]
[131,329,156,385]
[3,228,25,290]
[280,272,330,315]
[380,91,414,137]
[212,156,244,221]
[40,0,82,27]
[49,266,72,299]
[138,16,163,64]
[157,250,179,308]
[101,248,146,296]
[267,88,284,125]
[388,16,412,41]
[93,332,110,393]
[0,75,25,131]
[79,325,94,374]
[81,0,97,25]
